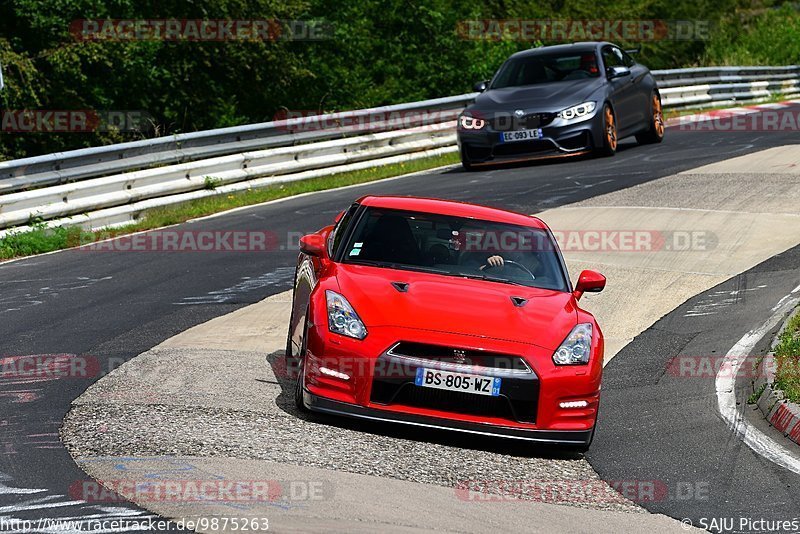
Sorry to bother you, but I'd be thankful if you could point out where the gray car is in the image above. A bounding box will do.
[457,41,664,169]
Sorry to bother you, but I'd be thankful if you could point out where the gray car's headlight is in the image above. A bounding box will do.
[552,323,593,365]
[459,114,486,130]
[556,102,597,122]
[326,290,367,340]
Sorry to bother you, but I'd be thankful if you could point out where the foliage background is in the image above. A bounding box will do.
[1,0,798,160]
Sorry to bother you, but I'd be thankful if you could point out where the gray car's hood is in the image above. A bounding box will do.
[472,79,605,112]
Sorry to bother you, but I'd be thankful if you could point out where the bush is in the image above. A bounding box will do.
[774,311,800,402]
[1,0,797,161]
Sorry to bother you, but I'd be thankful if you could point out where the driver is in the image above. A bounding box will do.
[456,228,541,279]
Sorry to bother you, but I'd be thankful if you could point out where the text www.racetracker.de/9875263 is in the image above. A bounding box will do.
[0,516,270,532]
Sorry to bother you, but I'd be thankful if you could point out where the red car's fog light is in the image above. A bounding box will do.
[319,366,351,381]
[559,400,589,409]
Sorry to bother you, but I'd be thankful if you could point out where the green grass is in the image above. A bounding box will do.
[748,382,767,405]
[774,311,800,403]
[0,151,459,260]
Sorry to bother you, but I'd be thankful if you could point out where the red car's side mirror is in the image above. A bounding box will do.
[299,234,327,258]
[573,270,606,300]
[334,210,345,223]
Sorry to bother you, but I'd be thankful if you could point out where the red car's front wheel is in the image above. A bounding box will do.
[294,320,310,412]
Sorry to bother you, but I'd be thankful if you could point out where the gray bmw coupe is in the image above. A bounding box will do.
[457,42,664,169]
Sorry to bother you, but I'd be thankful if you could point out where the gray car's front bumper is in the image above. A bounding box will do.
[457,113,604,165]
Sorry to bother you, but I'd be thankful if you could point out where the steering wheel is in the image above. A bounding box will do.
[480,260,536,281]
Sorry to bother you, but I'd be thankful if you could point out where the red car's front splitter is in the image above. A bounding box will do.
[303,389,595,446]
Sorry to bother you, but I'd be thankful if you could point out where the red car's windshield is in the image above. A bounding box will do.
[341,207,569,291]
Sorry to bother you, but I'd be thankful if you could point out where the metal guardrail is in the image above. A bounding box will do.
[653,66,800,108]
[0,125,455,230]
[0,65,797,238]
[0,95,472,189]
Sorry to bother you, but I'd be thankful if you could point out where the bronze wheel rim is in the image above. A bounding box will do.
[652,94,664,137]
[605,107,617,151]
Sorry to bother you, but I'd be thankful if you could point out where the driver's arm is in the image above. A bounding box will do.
[479,255,504,270]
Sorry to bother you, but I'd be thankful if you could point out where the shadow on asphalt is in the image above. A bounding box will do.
[266,351,582,461]
[443,140,640,174]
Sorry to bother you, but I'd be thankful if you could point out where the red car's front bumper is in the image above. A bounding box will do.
[301,325,602,446]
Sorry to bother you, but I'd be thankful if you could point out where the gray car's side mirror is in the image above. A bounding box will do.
[473,80,488,92]
[608,66,631,79]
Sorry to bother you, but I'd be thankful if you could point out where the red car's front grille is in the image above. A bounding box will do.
[370,348,539,424]
[388,342,531,373]
[384,382,517,420]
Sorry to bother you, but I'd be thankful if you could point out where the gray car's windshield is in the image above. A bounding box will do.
[342,207,569,292]
[491,52,600,89]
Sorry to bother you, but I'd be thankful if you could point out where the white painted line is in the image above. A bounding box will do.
[188,163,460,225]
[715,285,800,475]
[0,498,87,513]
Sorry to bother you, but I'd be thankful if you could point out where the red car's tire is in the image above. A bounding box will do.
[294,316,310,412]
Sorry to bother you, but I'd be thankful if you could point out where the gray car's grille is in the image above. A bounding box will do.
[489,112,556,131]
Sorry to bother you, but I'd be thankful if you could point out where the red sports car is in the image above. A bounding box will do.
[285,196,606,450]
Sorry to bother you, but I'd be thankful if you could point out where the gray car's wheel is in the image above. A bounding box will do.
[460,148,476,171]
[594,104,617,157]
[636,92,665,145]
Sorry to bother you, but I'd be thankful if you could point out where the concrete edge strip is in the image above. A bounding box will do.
[715,283,800,475]
[753,306,800,446]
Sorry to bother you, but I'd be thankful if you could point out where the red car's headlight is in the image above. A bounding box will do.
[552,323,593,365]
[326,290,367,340]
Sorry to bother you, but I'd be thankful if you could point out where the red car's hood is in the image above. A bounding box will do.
[334,264,577,350]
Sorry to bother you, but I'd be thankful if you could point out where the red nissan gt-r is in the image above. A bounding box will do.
[285,196,606,450]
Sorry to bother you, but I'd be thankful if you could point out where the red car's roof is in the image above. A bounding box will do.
[356,196,547,229]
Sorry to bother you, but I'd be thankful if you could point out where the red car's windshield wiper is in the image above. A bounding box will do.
[349,260,529,287]
[348,260,449,275]
[457,272,528,287]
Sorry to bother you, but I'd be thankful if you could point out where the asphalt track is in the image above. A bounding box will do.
[1,106,800,531]
[588,244,800,529]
